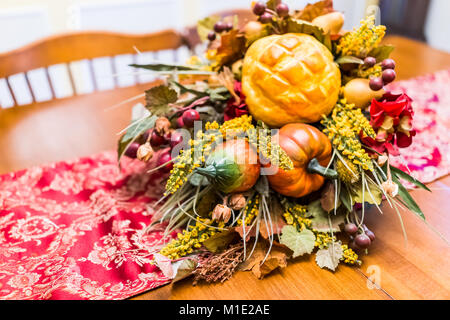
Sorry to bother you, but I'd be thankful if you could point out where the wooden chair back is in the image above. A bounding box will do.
[0,29,184,107]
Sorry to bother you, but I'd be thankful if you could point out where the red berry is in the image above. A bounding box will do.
[253,2,266,16]
[157,151,173,173]
[355,234,371,248]
[364,56,376,67]
[369,77,384,91]
[381,58,396,70]
[170,131,184,149]
[224,22,233,31]
[176,116,184,128]
[141,129,151,142]
[150,130,166,148]
[344,223,358,235]
[214,21,226,33]
[276,3,289,17]
[207,31,216,41]
[382,69,396,84]
[125,142,140,158]
[365,230,376,242]
[260,12,273,24]
[182,109,200,128]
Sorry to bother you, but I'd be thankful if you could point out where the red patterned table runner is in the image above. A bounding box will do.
[0,153,174,299]
[1,69,450,300]
[389,69,450,183]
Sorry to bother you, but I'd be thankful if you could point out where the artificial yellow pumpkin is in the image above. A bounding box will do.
[242,33,341,127]
[266,123,336,198]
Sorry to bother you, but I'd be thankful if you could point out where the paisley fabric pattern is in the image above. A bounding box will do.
[0,70,449,300]
[0,152,175,300]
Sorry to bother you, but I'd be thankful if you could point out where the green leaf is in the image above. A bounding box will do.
[315,241,343,271]
[197,15,221,42]
[339,185,353,212]
[335,56,364,65]
[392,175,426,221]
[117,115,158,164]
[206,87,230,102]
[347,180,382,205]
[307,200,345,232]
[368,45,395,62]
[129,63,199,72]
[170,80,207,97]
[280,226,315,258]
[203,229,238,253]
[285,18,331,51]
[123,115,157,142]
[390,165,431,192]
[145,85,178,116]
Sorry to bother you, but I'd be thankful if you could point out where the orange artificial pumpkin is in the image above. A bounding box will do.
[242,33,341,127]
[266,123,337,198]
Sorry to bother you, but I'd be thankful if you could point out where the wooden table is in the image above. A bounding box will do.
[1,36,449,300]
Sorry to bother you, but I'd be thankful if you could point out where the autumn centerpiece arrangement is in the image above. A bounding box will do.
[117,0,429,282]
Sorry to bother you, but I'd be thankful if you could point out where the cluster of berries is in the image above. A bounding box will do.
[124,108,200,172]
[344,222,376,251]
[252,1,289,23]
[367,57,397,91]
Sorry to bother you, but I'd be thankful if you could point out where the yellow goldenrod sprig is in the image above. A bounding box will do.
[219,114,254,138]
[336,15,386,57]
[341,244,361,265]
[247,123,294,171]
[321,99,375,171]
[160,217,226,260]
[237,194,260,226]
[282,203,310,231]
[165,125,220,195]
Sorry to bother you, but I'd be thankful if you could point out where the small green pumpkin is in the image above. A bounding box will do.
[195,139,260,193]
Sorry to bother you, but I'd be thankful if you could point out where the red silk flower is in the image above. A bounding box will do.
[224,81,249,121]
[363,92,416,155]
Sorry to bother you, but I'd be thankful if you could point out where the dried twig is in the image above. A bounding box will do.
[192,243,244,285]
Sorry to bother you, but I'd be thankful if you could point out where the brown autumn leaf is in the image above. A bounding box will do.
[234,225,257,242]
[320,181,341,212]
[259,199,287,239]
[239,240,291,279]
[214,29,246,69]
[294,0,335,22]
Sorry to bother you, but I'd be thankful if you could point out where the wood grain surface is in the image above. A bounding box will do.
[0,36,449,300]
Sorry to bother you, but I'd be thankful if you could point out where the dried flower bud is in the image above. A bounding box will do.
[382,180,398,197]
[212,204,232,223]
[228,194,246,210]
[155,117,171,135]
[137,142,154,162]
[378,154,388,166]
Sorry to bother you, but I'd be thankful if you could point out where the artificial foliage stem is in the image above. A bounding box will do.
[307,158,338,179]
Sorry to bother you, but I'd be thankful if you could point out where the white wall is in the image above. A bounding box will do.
[0,7,50,52]
[425,0,450,53]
